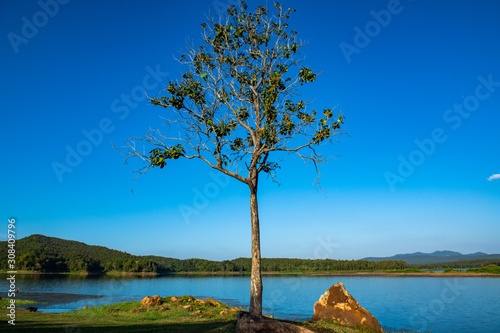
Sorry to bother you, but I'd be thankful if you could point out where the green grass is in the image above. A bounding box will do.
[0,298,38,308]
[467,264,500,274]
[0,296,238,333]
[0,295,392,333]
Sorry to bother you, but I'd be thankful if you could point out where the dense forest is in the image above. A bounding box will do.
[1,235,407,273]
[1,234,159,273]
[145,256,407,273]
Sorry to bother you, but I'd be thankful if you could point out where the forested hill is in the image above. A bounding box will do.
[1,234,406,274]
[1,234,159,273]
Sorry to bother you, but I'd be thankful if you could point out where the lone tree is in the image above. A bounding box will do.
[119,0,344,316]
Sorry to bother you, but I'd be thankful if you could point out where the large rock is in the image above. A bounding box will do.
[312,282,383,333]
[141,295,161,307]
[205,297,221,306]
[236,311,314,333]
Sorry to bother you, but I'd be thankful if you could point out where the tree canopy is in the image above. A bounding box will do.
[121,1,344,184]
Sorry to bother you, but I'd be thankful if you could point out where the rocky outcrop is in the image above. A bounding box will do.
[205,298,221,306]
[312,282,383,332]
[236,311,314,333]
[141,295,161,307]
[158,305,170,311]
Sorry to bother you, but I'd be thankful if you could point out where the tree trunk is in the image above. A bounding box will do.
[249,171,263,316]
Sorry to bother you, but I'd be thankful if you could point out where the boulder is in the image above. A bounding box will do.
[236,311,314,333]
[170,296,182,303]
[205,298,221,306]
[311,282,383,333]
[141,295,161,307]
[219,309,229,315]
[83,305,88,310]
[158,305,170,311]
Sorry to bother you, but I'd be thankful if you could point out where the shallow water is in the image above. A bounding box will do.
[2,274,499,332]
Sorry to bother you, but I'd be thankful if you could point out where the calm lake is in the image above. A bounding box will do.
[4,274,500,333]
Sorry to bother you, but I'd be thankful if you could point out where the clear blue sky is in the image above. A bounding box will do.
[1,0,499,261]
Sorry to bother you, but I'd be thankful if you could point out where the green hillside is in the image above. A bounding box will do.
[1,234,407,274]
[1,234,159,273]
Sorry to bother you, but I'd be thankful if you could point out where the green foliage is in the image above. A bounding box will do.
[0,235,158,274]
[467,264,500,274]
[0,235,406,274]
[0,299,38,308]
[298,67,317,84]
[16,235,500,276]
[149,144,185,169]
[144,0,344,177]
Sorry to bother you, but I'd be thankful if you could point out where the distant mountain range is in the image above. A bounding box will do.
[362,250,500,265]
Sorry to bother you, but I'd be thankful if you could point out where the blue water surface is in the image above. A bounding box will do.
[3,274,499,333]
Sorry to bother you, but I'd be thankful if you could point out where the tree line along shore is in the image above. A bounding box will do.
[1,234,499,275]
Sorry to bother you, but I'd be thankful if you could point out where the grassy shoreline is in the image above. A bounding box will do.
[0,296,377,333]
